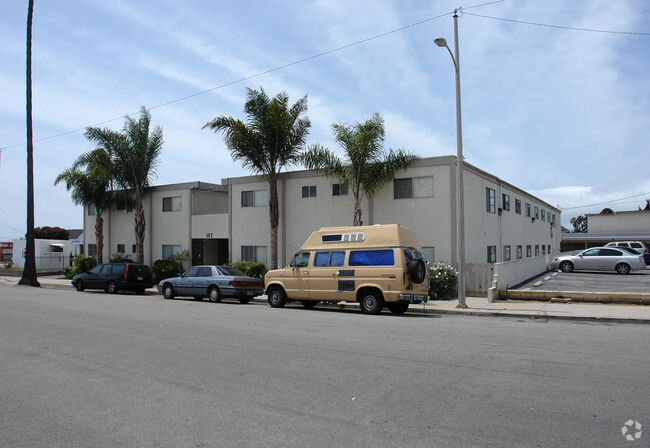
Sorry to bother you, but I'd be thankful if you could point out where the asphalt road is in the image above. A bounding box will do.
[1,286,648,448]
[514,268,650,293]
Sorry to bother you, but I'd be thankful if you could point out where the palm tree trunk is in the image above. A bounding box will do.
[95,212,104,264]
[134,197,146,264]
[353,196,363,226]
[19,0,39,287]
[268,175,279,269]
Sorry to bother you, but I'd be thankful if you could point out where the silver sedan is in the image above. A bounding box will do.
[551,247,646,275]
[157,265,265,303]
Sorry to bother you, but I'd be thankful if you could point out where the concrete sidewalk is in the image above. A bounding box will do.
[2,274,649,324]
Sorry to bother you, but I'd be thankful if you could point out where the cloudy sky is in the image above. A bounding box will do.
[1,0,649,241]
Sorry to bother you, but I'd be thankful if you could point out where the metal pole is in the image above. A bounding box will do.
[453,10,467,308]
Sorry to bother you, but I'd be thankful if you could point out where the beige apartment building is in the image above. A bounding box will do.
[82,157,560,292]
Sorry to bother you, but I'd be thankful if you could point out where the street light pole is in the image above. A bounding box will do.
[435,9,467,308]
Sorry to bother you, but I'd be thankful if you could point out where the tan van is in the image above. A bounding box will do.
[264,224,429,314]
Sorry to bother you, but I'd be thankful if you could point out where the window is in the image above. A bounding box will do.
[542,246,546,255]
[162,196,182,212]
[302,185,317,198]
[349,250,395,266]
[515,199,522,215]
[516,245,523,259]
[534,207,539,219]
[526,245,532,257]
[132,244,136,253]
[241,190,266,207]
[535,245,540,256]
[163,245,183,259]
[332,183,348,196]
[502,194,510,211]
[486,188,496,213]
[487,246,497,263]
[290,252,310,268]
[88,244,97,257]
[421,247,435,264]
[314,251,345,267]
[88,204,96,216]
[526,203,531,217]
[116,244,125,253]
[394,177,434,199]
[548,245,551,255]
[242,246,267,264]
[503,245,511,261]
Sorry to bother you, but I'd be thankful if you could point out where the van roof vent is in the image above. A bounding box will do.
[322,233,365,243]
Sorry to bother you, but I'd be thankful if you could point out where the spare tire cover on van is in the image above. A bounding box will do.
[408,259,427,284]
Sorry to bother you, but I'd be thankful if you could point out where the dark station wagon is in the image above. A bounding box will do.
[72,263,154,294]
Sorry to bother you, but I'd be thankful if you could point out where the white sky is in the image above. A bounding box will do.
[1,0,649,241]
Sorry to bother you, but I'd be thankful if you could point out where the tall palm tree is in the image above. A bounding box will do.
[302,113,419,226]
[203,87,311,269]
[19,0,39,286]
[55,148,115,263]
[84,107,163,264]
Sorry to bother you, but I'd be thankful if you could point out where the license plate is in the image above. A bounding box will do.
[137,276,143,281]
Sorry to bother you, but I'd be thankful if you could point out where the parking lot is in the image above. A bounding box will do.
[514,267,650,293]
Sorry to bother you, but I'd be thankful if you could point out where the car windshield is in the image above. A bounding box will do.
[217,266,247,276]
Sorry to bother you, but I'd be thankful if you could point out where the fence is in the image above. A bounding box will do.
[465,263,494,297]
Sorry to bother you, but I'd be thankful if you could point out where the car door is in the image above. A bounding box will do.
[85,264,106,289]
[575,249,600,270]
[282,252,311,300]
[176,266,200,296]
[597,248,624,271]
[309,250,347,301]
[192,266,214,296]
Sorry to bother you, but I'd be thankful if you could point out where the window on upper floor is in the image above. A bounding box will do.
[534,207,539,219]
[502,194,510,211]
[241,190,266,207]
[515,199,522,215]
[302,185,317,198]
[526,203,531,217]
[332,183,348,196]
[541,210,546,221]
[394,176,434,199]
[486,188,496,213]
[162,196,182,212]
[516,245,523,259]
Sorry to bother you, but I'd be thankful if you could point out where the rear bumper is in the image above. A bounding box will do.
[398,293,428,304]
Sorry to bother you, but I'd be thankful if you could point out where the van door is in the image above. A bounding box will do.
[283,252,311,300]
[309,250,348,301]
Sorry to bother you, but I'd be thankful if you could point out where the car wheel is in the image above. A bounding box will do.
[559,261,574,273]
[107,281,117,294]
[208,286,221,303]
[616,263,631,275]
[301,300,316,309]
[239,297,252,304]
[387,302,409,314]
[408,259,427,284]
[267,287,287,308]
[75,281,84,292]
[359,290,384,315]
[162,283,175,300]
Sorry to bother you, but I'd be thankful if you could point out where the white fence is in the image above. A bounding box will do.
[488,256,552,301]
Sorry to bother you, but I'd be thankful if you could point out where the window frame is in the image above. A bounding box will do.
[162,196,182,212]
[486,188,496,214]
[241,190,266,207]
[302,185,317,198]
[394,176,434,199]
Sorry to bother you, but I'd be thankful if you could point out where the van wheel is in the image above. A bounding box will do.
[302,300,316,309]
[359,290,384,315]
[387,302,409,314]
[208,286,222,302]
[107,281,117,294]
[408,259,427,284]
[267,287,287,308]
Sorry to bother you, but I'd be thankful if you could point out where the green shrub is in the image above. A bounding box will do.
[109,253,133,263]
[230,261,268,278]
[64,255,97,279]
[152,258,183,284]
[428,261,458,300]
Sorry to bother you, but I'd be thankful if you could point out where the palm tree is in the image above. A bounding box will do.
[84,107,163,264]
[302,113,418,226]
[203,87,311,269]
[19,0,39,287]
[55,148,115,263]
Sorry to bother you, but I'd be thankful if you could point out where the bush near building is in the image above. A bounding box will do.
[428,262,458,300]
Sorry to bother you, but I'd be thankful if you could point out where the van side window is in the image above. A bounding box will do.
[290,252,311,268]
[314,251,345,267]
[349,250,395,266]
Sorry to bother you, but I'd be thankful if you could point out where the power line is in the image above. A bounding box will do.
[464,11,650,36]
[562,192,650,211]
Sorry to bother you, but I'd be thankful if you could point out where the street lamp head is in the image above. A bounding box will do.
[434,37,447,48]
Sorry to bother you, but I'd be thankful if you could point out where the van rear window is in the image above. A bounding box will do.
[349,250,394,266]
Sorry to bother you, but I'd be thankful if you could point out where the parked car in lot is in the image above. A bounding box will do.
[551,247,646,275]
[605,241,650,265]
[72,263,154,294]
[157,265,264,303]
